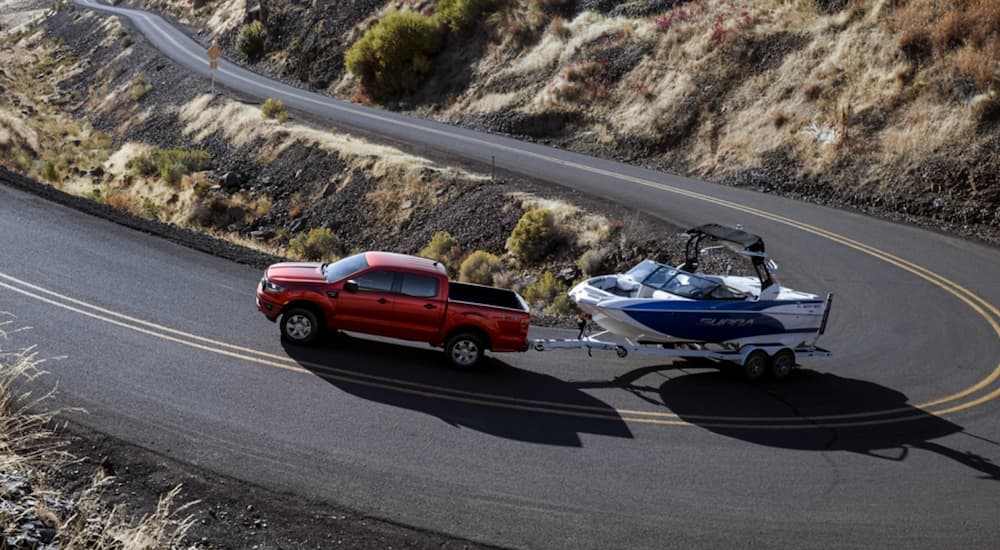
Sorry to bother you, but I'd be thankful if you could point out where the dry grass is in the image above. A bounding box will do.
[890,0,1000,93]
[424,0,999,202]
[0,319,196,548]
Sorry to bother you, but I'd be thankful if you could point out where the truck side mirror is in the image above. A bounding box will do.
[344,280,359,293]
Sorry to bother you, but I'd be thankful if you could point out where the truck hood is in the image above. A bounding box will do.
[265,262,326,284]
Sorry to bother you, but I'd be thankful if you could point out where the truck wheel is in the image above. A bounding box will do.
[281,307,320,345]
[769,349,795,380]
[445,332,484,368]
[742,349,768,381]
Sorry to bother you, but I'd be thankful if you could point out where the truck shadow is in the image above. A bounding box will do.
[597,362,1000,480]
[281,332,633,446]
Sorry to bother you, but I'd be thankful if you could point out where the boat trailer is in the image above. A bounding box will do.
[532,320,831,381]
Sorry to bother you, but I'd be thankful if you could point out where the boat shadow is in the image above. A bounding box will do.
[587,361,1000,480]
[280,332,633,447]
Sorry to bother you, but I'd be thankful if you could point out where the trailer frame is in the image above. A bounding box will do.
[532,326,831,380]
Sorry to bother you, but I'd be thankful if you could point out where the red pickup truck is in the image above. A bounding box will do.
[256,251,531,367]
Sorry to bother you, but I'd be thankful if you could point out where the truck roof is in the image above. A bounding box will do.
[365,251,448,276]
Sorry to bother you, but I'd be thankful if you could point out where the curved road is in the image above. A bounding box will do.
[1,1,998,547]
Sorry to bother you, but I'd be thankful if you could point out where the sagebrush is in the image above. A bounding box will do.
[288,227,341,261]
[459,250,502,285]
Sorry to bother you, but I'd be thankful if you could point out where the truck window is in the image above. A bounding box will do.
[355,270,395,292]
[400,274,439,298]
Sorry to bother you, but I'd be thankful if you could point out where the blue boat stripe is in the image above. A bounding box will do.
[624,300,823,312]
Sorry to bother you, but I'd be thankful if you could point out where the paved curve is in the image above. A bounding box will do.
[1,1,999,547]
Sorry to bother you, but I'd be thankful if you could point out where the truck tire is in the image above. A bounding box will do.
[281,307,320,345]
[445,332,484,368]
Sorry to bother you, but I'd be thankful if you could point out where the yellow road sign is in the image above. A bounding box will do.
[207,44,222,60]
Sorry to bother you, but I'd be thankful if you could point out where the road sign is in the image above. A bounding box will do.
[207,44,222,60]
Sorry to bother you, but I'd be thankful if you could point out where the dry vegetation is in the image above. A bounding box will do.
[1,10,637,320]
[409,0,999,235]
[0,318,196,548]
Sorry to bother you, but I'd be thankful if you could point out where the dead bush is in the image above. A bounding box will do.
[189,196,245,228]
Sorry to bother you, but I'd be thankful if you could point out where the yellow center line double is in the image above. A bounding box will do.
[1,268,998,428]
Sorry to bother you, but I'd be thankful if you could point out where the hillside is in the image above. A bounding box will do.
[135,0,1000,244]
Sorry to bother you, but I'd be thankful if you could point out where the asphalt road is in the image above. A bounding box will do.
[2,1,999,547]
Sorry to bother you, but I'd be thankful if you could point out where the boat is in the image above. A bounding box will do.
[568,224,832,348]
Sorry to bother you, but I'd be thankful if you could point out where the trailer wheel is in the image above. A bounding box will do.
[445,332,484,369]
[742,349,768,381]
[769,349,795,380]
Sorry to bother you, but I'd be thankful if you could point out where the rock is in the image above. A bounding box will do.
[401,199,413,209]
[557,267,577,281]
[250,229,275,240]
[288,217,306,233]
[37,528,57,544]
[88,166,105,178]
[220,171,244,190]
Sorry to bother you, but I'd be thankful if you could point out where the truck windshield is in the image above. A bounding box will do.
[323,253,369,282]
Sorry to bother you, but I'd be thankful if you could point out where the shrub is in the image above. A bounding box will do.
[189,196,244,228]
[193,180,212,197]
[261,97,288,121]
[931,10,965,52]
[140,196,161,220]
[41,160,58,182]
[236,20,265,59]
[577,249,607,276]
[506,208,558,264]
[127,147,212,185]
[104,190,134,213]
[126,153,157,177]
[344,10,444,100]
[523,272,567,307]
[459,250,502,285]
[85,188,103,203]
[131,73,152,100]
[288,227,341,261]
[435,0,496,32]
[545,292,574,316]
[420,230,459,261]
[954,44,998,92]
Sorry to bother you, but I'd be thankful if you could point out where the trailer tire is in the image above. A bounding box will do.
[742,349,768,381]
[445,332,485,369]
[769,349,795,379]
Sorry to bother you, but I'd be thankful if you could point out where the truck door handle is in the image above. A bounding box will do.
[423,303,436,309]
[377,298,389,304]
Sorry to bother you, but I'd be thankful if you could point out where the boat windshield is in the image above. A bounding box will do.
[628,261,721,299]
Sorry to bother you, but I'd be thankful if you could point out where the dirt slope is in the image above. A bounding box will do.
[141,0,999,244]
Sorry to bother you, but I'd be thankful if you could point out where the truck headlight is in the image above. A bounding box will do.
[261,278,285,293]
